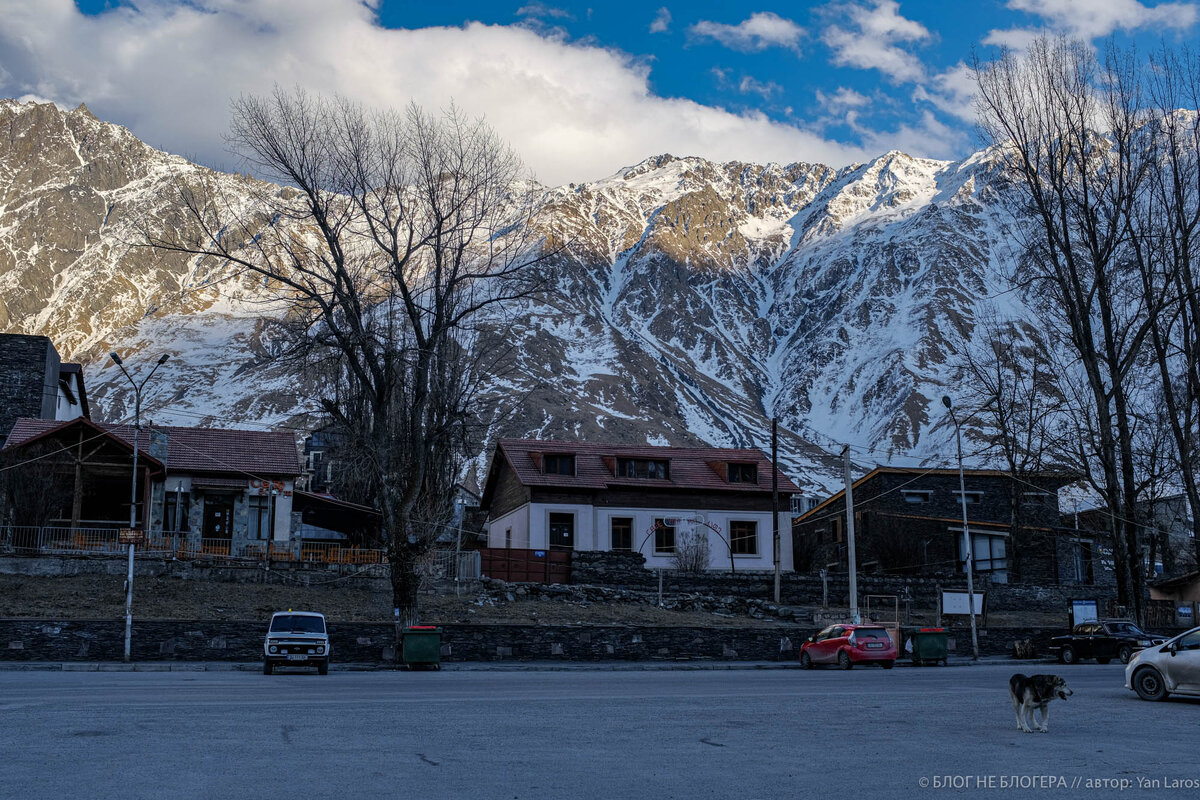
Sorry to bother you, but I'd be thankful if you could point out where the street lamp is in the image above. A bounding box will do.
[942,394,980,661]
[110,351,170,662]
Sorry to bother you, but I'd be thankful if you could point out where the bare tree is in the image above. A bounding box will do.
[145,89,547,629]
[974,38,1163,619]
[1125,47,1200,565]
[953,313,1061,580]
[671,522,712,573]
[0,443,73,531]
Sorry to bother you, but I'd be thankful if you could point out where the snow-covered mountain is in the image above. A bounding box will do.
[0,99,1030,493]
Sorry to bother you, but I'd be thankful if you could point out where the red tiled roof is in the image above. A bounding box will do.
[491,438,800,494]
[4,417,300,477]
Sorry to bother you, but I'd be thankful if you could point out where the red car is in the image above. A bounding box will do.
[799,624,897,670]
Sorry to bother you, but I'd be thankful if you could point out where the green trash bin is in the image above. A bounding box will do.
[402,626,443,670]
[907,627,949,666]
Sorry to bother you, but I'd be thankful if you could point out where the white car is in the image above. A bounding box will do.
[1124,624,1200,701]
[264,611,331,675]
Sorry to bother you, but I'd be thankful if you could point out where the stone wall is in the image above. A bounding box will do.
[569,551,1120,615]
[0,618,805,662]
[4,618,1175,663]
[0,333,56,445]
[0,555,391,586]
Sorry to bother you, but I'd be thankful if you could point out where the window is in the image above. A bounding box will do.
[610,517,633,551]
[654,518,675,554]
[1069,539,1094,585]
[1175,631,1200,652]
[729,520,758,555]
[543,454,576,475]
[505,528,512,549]
[901,490,932,503]
[548,513,575,549]
[952,490,984,505]
[831,517,843,543]
[959,530,1007,581]
[727,463,758,483]
[617,458,670,480]
[1022,491,1053,506]
[249,494,272,540]
[164,491,190,533]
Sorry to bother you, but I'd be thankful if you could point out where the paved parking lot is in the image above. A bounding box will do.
[1,663,1196,799]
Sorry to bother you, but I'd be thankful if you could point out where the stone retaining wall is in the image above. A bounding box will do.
[0,619,1129,663]
[0,555,391,586]
[570,552,1121,614]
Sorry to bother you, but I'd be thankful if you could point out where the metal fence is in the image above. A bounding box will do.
[0,525,478,575]
[422,550,481,580]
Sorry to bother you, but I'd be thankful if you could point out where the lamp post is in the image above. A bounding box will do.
[942,395,979,660]
[110,351,169,662]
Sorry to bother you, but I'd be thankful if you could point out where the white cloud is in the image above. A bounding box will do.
[739,76,782,100]
[856,110,969,160]
[985,0,1198,46]
[912,62,976,123]
[649,7,671,34]
[0,0,872,185]
[517,3,572,20]
[821,0,931,83]
[816,86,870,114]
[814,86,871,128]
[690,12,805,53]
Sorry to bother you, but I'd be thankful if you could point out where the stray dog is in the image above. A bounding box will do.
[1009,674,1073,733]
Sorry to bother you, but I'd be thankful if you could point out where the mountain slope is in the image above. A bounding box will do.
[0,100,1029,493]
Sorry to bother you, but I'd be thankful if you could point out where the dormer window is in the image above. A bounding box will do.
[617,458,670,479]
[901,489,932,504]
[543,454,576,476]
[727,462,758,484]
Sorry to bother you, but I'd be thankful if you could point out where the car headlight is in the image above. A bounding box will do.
[1137,640,1150,646]
[268,645,278,653]
[316,646,325,654]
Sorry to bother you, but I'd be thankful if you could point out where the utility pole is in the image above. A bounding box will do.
[772,418,781,604]
[110,351,169,663]
[943,395,980,661]
[842,445,859,624]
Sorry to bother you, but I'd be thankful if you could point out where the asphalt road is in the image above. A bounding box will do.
[1,664,1196,799]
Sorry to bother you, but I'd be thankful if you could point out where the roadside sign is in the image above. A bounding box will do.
[1069,599,1099,626]
[941,590,985,615]
[118,528,145,545]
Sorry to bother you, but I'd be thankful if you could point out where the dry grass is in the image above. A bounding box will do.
[0,574,781,626]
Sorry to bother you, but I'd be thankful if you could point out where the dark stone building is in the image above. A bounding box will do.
[0,333,89,446]
[792,467,1111,586]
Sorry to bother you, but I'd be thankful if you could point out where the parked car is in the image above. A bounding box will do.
[1048,619,1167,665]
[264,610,331,675]
[799,624,897,670]
[1125,625,1200,701]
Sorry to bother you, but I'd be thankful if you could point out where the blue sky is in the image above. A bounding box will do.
[5,1,1198,184]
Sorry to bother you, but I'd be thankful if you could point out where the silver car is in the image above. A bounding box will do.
[264,610,331,675]
[1124,624,1200,701]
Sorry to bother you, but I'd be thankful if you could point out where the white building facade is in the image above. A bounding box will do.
[482,440,798,572]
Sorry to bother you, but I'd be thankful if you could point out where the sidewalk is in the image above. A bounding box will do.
[0,655,1044,672]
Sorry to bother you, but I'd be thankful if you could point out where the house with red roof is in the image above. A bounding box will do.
[480,439,800,572]
[2,416,301,552]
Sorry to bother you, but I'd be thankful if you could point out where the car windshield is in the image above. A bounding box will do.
[270,615,325,634]
[1106,622,1144,636]
[853,628,891,640]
